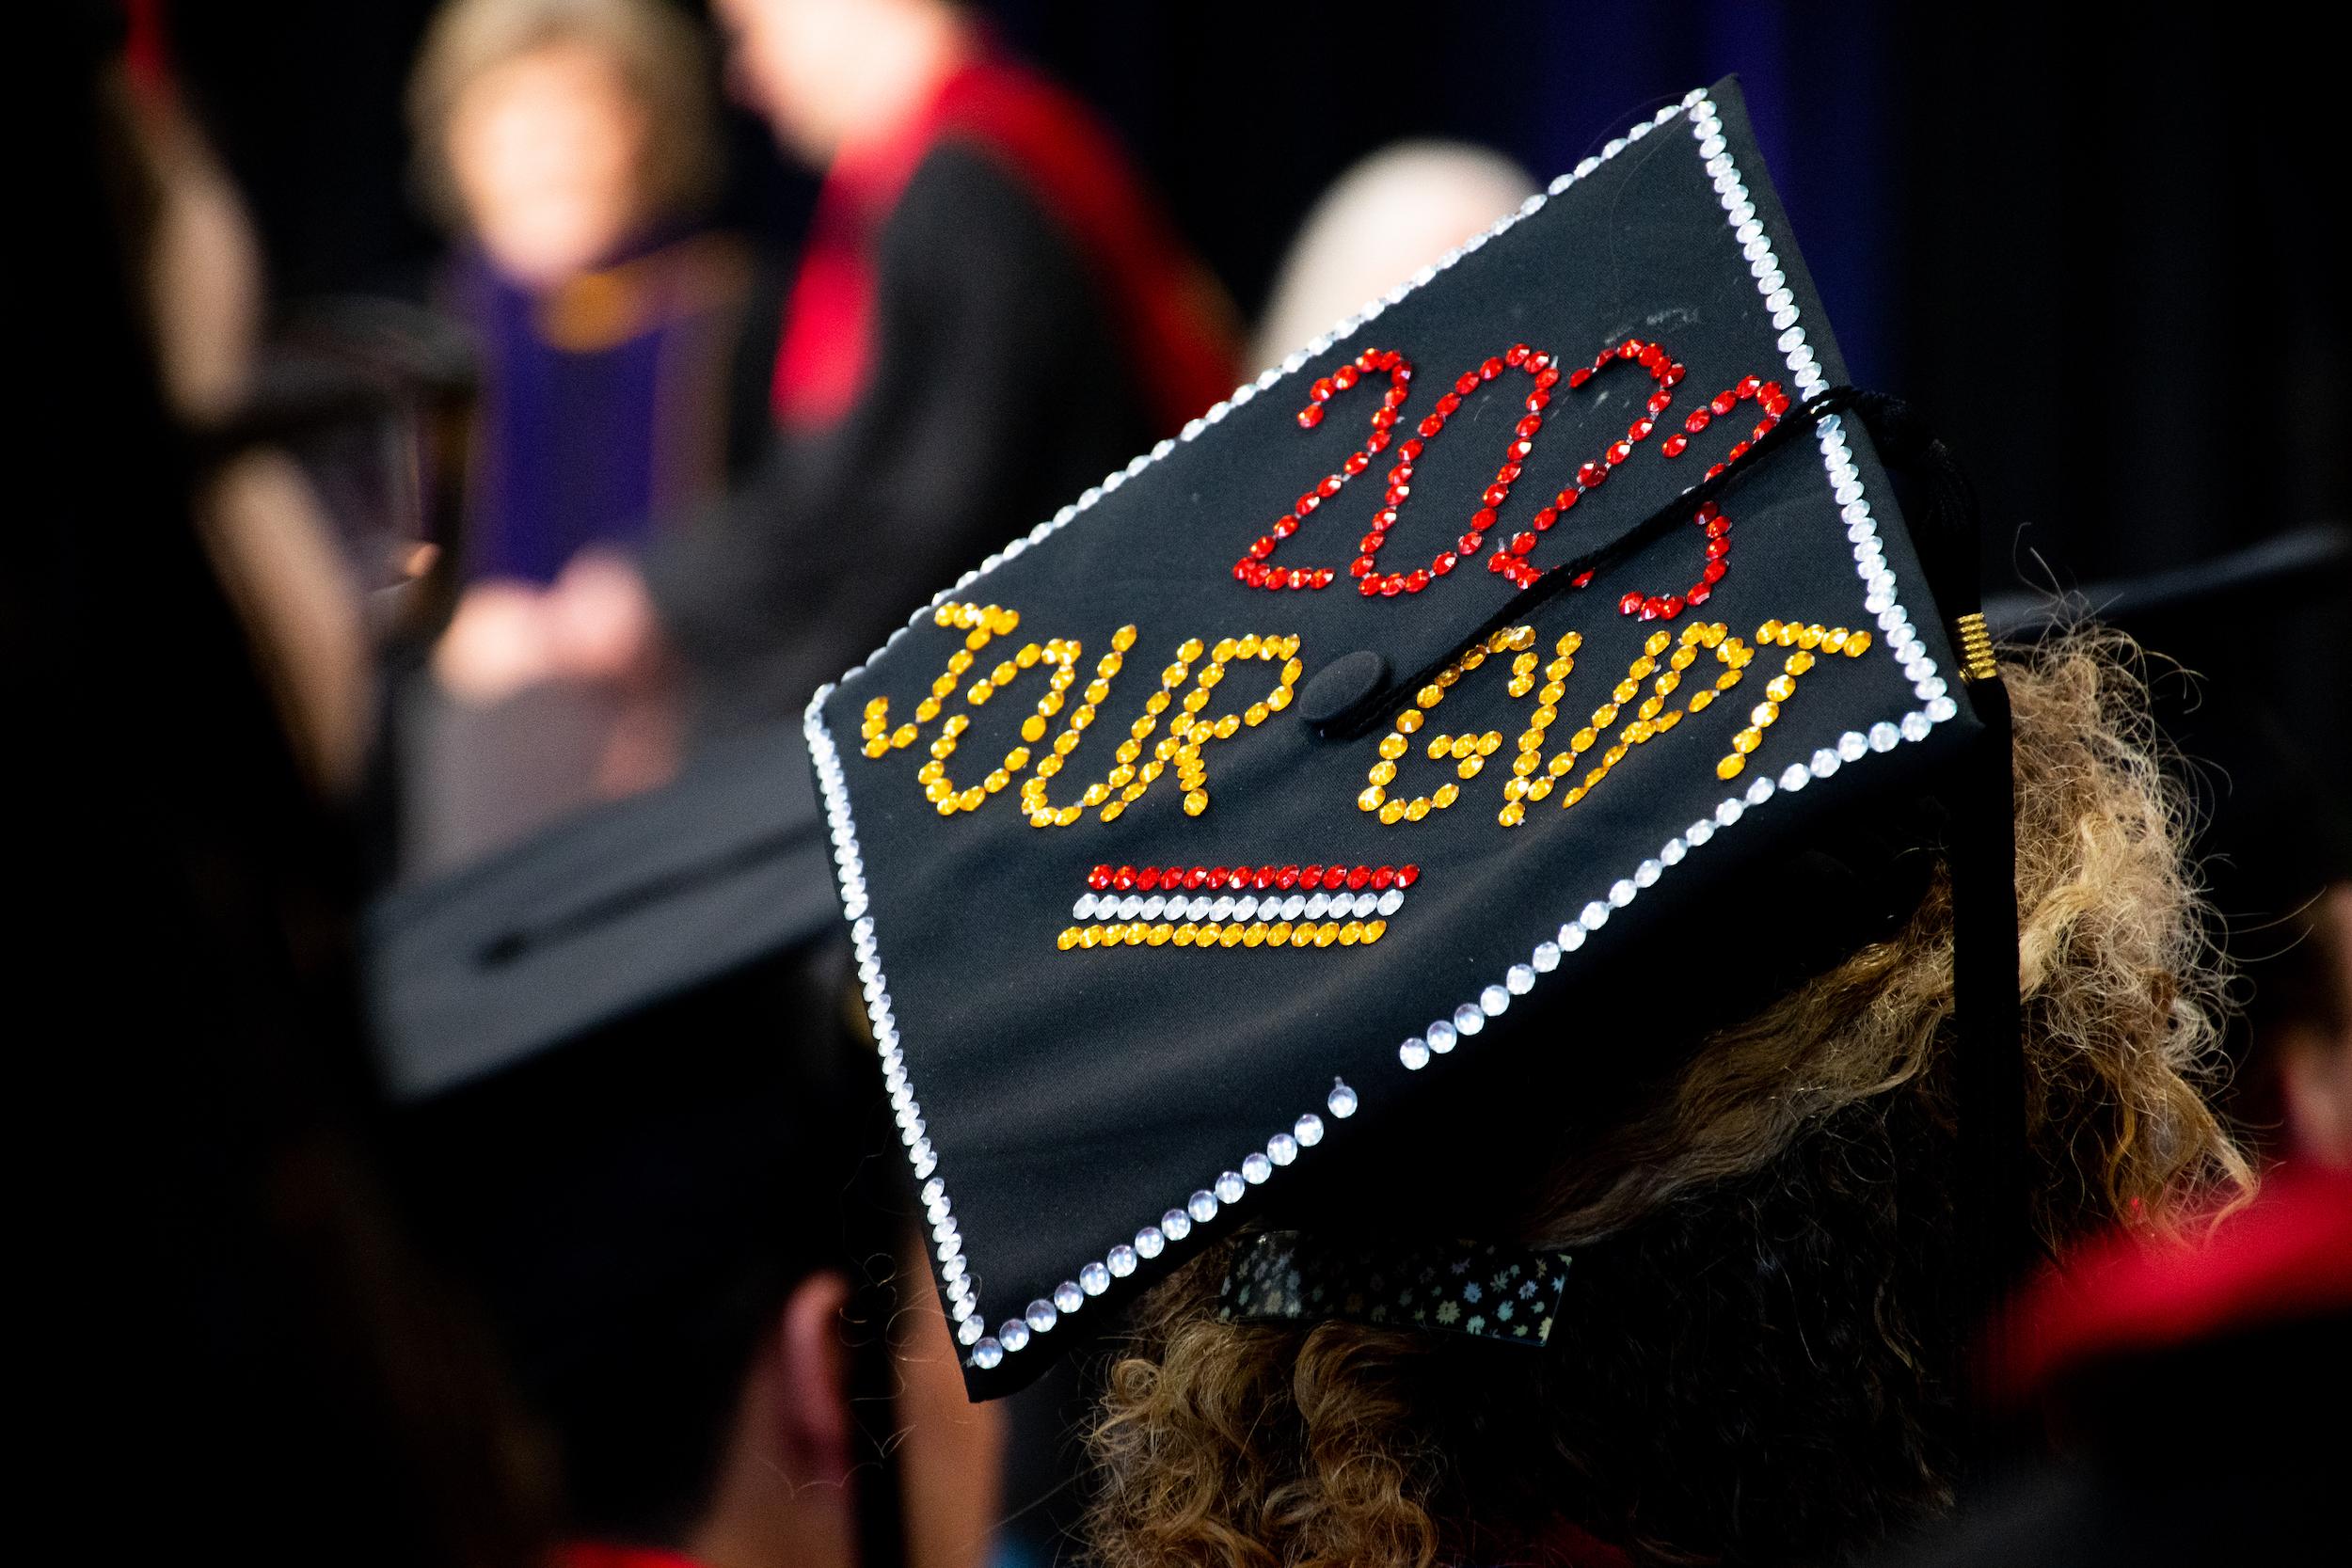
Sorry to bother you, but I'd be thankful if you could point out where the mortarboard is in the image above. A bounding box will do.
[368,721,836,1101]
[802,79,2019,1399]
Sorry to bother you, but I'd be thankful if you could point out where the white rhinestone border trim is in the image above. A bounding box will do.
[803,88,1956,1370]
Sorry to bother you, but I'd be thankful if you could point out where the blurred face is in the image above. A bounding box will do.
[447,40,648,287]
[711,0,870,166]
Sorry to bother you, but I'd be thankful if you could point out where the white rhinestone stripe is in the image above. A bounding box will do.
[802,88,1957,1371]
[1072,888,1405,924]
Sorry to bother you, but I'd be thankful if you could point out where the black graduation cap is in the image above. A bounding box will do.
[803,79,2012,1398]
[369,722,836,1101]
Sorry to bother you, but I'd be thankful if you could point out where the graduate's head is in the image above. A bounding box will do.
[373,754,1006,1568]
[710,0,969,168]
[410,0,720,287]
[1078,632,2249,1568]
[786,77,2252,1568]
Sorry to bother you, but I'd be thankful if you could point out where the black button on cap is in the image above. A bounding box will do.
[1296,648,1390,730]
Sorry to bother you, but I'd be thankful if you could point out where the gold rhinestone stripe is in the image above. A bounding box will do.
[1055,919,1389,951]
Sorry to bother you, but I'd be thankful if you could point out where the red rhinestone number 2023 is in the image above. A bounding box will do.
[1229,340,1792,622]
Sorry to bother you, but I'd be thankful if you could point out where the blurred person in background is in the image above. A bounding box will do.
[1883,1123,2348,1566]
[373,869,1008,1568]
[1251,140,1536,373]
[405,0,767,862]
[26,8,543,1563]
[412,0,757,621]
[437,0,1240,742]
[2239,884,2352,1173]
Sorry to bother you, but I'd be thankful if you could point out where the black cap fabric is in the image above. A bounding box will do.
[803,79,1984,1396]
[367,721,834,1101]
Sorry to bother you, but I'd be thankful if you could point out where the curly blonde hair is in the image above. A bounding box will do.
[1087,634,2250,1568]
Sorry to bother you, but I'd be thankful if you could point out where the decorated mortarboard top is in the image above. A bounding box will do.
[804,79,1988,1398]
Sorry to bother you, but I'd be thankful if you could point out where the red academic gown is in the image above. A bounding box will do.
[644,52,1238,737]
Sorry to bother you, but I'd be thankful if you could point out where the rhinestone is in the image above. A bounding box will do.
[1241,1153,1274,1184]
[1327,1080,1359,1117]
[1081,1261,1112,1295]
[1661,837,1688,865]
[1451,1001,1485,1036]
[1745,776,1774,805]
[1304,892,1331,919]
[1073,894,1098,919]
[1162,1207,1192,1241]
[1208,895,1234,921]
[972,1338,1004,1370]
[1927,694,1958,722]
[1188,1190,1219,1223]
[1532,941,1562,973]
[1281,895,1308,920]
[998,1321,1031,1354]
[1230,895,1257,920]
[1140,895,1167,919]
[1295,1112,1326,1146]
[1609,879,1637,907]
[1427,1019,1459,1053]
[1400,1037,1432,1069]
[1901,711,1932,741]
[1377,889,1405,915]
[1559,922,1587,951]
[1216,1169,1247,1202]
[1053,1282,1083,1314]
[1266,1132,1299,1164]
[1117,895,1142,919]
[1107,1243,1139,1276]
[1716,799,1745,826]
[1838,730,1869,762]
[957,1317,982,1345]
[1869,721,1901,752]
[1483,983,1513,1015]
[1634,858,1662,887]
[1581,900,1610,930]
[1135,1226,1166,1259]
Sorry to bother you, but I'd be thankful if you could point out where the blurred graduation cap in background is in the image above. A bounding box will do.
[1988,522,2352,921]
[799,77,2028,1399]
[371,722,837,1101]
[365,722,909,1560]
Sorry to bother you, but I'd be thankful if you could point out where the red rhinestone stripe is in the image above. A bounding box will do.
[1087,863,1422,893]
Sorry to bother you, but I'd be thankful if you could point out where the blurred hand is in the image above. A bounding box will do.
[546,547,665,689]
[434,578,560,705]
